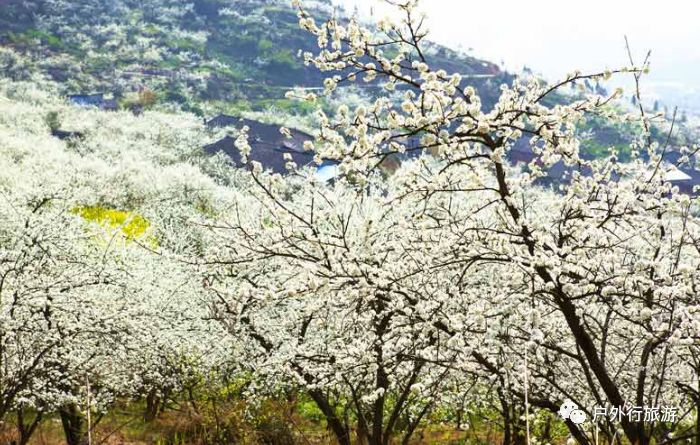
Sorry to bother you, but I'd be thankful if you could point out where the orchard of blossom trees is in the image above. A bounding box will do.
[2,1,700,444]
[0,80,239,444]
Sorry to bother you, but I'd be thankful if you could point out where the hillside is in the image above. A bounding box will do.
[0,0,696,158]
[0,0,510,114]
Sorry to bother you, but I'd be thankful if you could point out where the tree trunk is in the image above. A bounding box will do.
[696,396,700,445]
[307,389,351,445]
[59,404,85,445]
[144,389,160,422]
[16,407,42,445]
[500,394,512,445]
[554,291,646,445]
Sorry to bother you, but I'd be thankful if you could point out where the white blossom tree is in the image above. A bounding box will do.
[200,166,498,444]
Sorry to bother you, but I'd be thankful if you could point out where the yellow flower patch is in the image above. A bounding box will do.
[74,205,151,241]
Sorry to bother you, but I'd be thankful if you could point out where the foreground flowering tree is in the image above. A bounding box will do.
[202,168,496,444]
[202,1,700,444]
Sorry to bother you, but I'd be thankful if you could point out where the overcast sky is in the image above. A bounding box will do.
[334,0,700,111]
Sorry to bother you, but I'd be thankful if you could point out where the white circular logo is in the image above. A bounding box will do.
[559,399,587,425]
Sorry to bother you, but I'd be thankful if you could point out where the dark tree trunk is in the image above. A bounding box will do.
[554,289,646,445]
[16,407,42,445]
[696,395,700,445]
[513,424,527,445]
[59,404,85,445]
[159,388,171,415]
[357,418,370,445]
[144,389,160,422]
[500,394,512,445]
[307,389,351,445]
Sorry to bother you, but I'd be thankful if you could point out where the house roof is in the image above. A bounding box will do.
[205,114,241,128]
[204,115,316,175]
[206,115,312,147]
[664,165,692,182]
[102,99,118,111]
[315,162,340,183]
[666,167,700,195]
[204,135,316,175]
[544,160,593,182]
[68,93,116,110]
[68,93,104,105]
[540,160,700,195]
[51,129,84,140]
[506,138,546,167]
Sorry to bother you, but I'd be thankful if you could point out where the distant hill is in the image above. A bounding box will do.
[0,0,510,112]
[0,0,695,156]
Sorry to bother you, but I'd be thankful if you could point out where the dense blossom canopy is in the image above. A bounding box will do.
[1,1,700,444]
